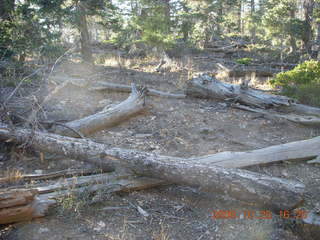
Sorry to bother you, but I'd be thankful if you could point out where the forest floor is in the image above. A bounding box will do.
[1,48,320,240]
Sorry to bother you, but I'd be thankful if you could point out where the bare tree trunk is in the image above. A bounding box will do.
[289,8,297,53]
[302,0,315,56]
[0,123,306,211]
[250,0,256,40]
[237,0,242,34]
[76,1,93,63]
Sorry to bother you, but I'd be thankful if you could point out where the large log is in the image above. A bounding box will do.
[0,189,54,224]
[0,174,165,224]
[186,74,320,120]
[0,123,306,211]
[53,84,147,137]
[186,73,293,108]
[191,136,320,168]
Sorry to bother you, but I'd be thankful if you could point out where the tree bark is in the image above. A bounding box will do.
[76,1,93,63]
[302,0,315,56]
[0,123,306,211]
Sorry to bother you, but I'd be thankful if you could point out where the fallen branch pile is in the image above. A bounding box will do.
[1,73,320,226]
[0,122,309,213]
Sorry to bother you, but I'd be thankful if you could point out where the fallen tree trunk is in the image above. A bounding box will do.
[90,82,186,99]
[0,189,54,224]
[186,73,293,109]
[186,74,320,122]
[191,135,320,168]
[233,104,320,126]
[0,174,165,224]
[53,84,147,137]
[0,123,306,211]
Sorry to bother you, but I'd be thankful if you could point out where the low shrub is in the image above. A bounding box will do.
[270,60,320,106]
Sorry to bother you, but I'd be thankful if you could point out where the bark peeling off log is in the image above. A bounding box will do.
[53,84,147,137]
[186,73,294,108]
[0,123,306,211]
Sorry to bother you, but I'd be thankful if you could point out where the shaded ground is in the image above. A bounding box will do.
[1,50,319,240]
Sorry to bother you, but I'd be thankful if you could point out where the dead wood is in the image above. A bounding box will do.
[53,84,147,137]
[0,168,104,184]
[0,123,307,211]
[0,174,164,224]
[190,135,320,168]
[233,104,320,126]
[186,73,293,109]
[90,81,186,99]
[0,189,55,224]
[186,73,320,124]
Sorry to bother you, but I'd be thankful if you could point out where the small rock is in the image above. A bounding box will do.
[34,169,43,174]
[135,134,152,138]
[199,128,213,134]
[93,221,106,232]
[38,227,50,234]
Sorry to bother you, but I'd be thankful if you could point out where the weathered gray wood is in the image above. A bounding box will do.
[191,136,320,168]
[0,189,55,224]
[186,73,293,108]
[233,104,320,126]
[0,123,306,211]
[0,174,164,224]
[53,84,147,137]
[90,81,186,99]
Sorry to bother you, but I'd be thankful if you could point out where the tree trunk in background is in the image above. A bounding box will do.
[302,0,315,56]
[250,0,256,40]
[237,0,242,35]
[0,0,15,21]
[181,1,189,41]
[162,0,171,34]
[289,8,297,53]
[76,1,93,64]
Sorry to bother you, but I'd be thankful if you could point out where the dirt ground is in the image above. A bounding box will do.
[1,50,320,240]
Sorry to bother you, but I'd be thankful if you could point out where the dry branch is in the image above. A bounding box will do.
[233,104,320,126]
[53,84,147,137]
[0,123,307,211]
[90,81,186,99]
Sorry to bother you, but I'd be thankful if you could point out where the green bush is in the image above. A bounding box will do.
[236,57,253,65]
[270,60,320,106]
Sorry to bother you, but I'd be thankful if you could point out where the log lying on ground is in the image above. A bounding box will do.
[186,73,320,122]
[0,189,55,224]
[191,135,320,167]
[53,84,147,137]
[0,123,307,211]
[0,174,165,224]
[186,73,294,109]
[233,104,320,126]
[90,81,186,99]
